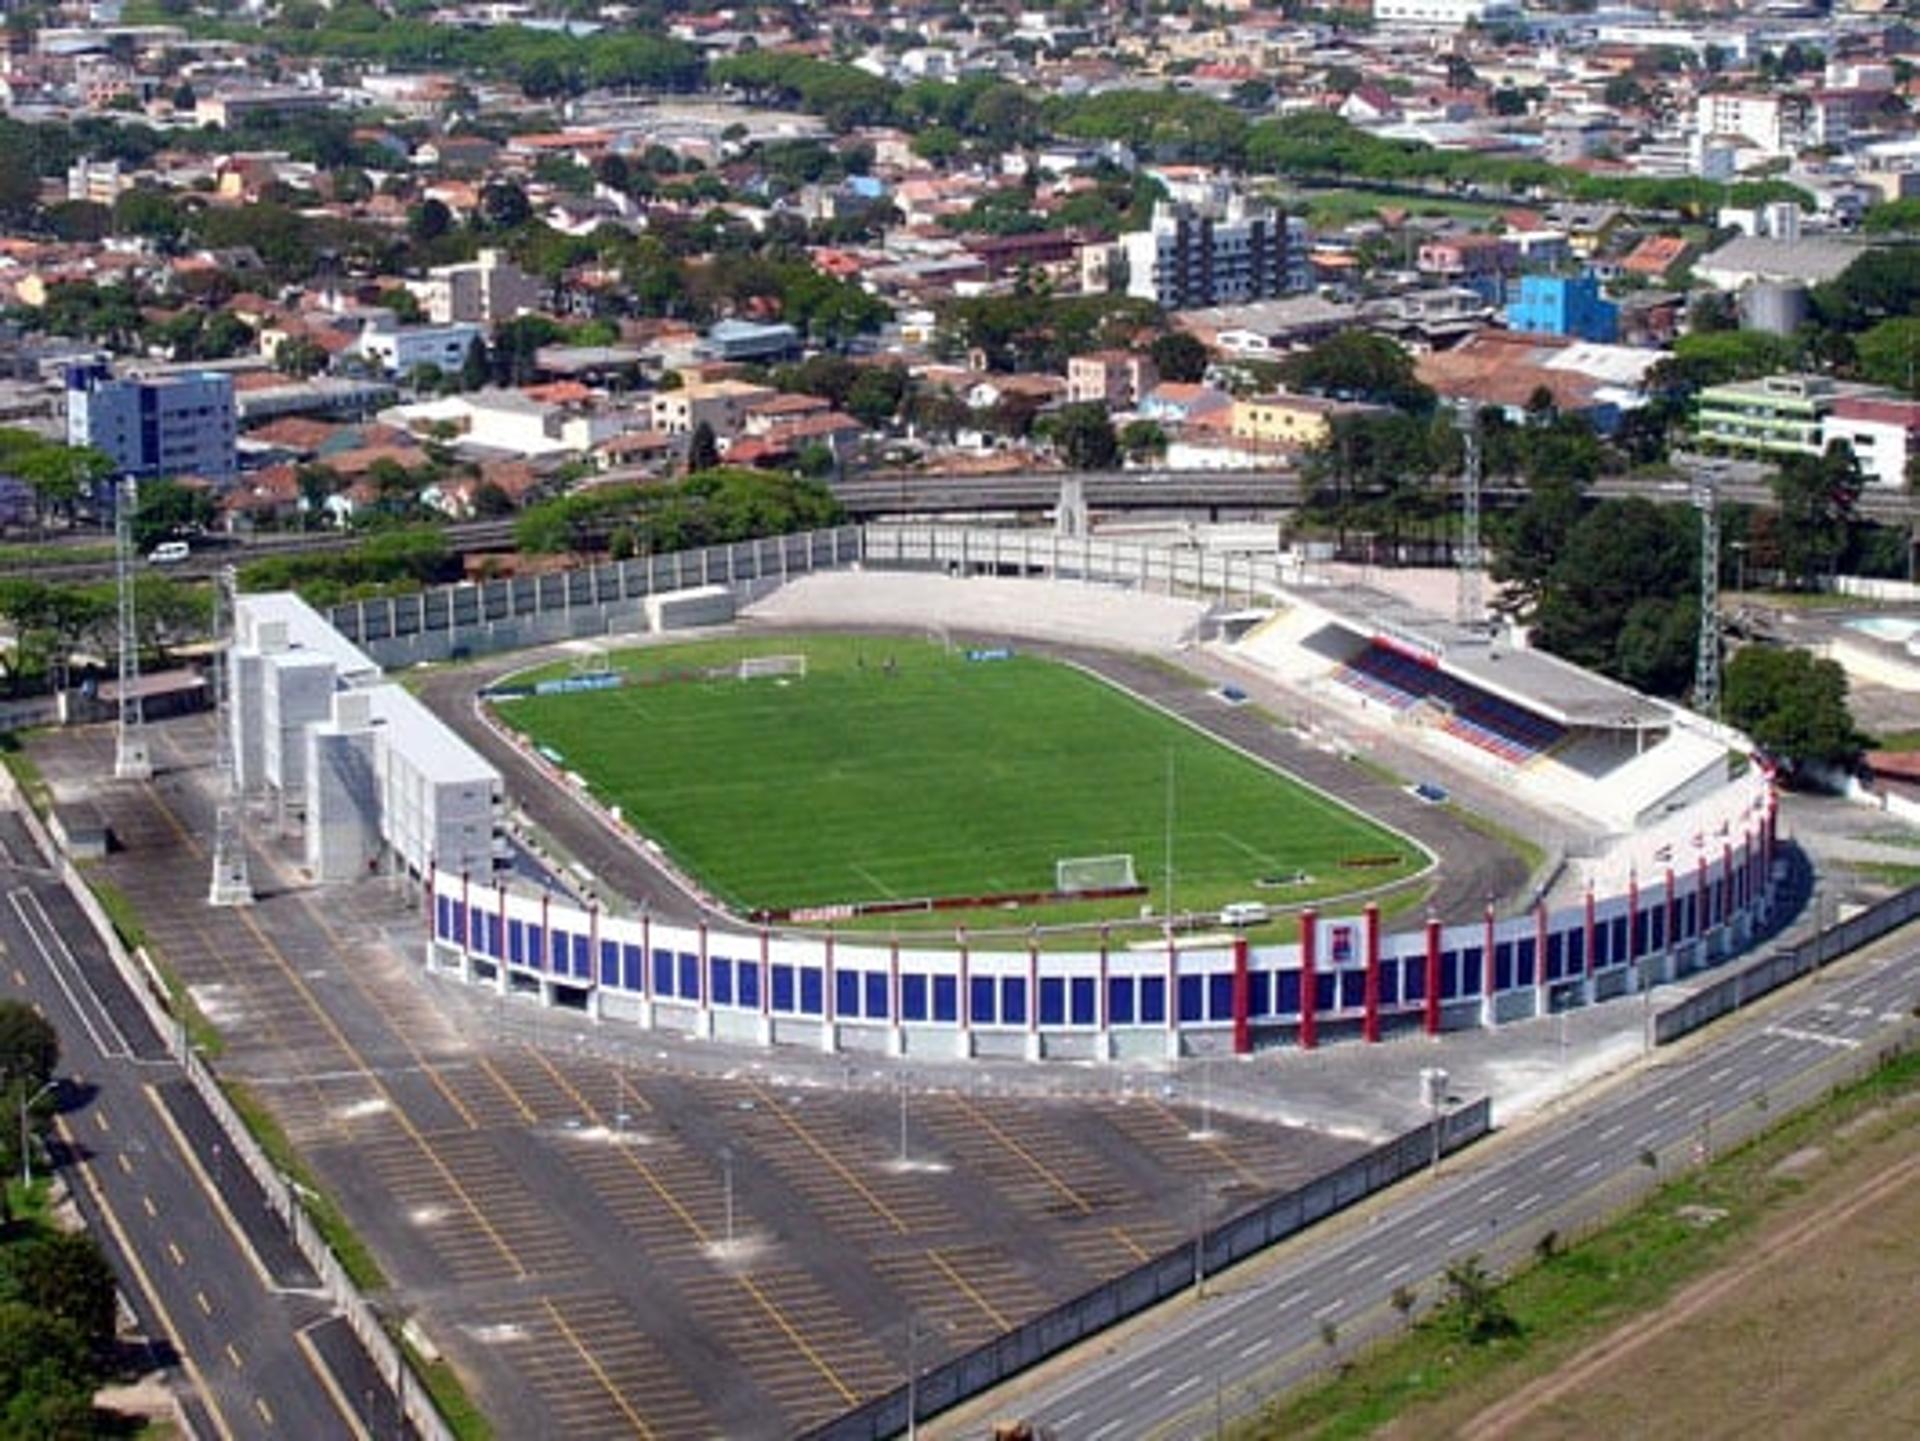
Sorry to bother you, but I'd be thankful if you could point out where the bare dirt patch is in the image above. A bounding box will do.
[1428,1125,1920,1440]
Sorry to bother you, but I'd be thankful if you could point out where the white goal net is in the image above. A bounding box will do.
[1056,854,1139,893]
[738,654,807,681]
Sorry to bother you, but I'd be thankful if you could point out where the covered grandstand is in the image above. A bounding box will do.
[1231,585,1735,836]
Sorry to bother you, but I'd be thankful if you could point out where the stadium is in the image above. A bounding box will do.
[234,522,1784,1065]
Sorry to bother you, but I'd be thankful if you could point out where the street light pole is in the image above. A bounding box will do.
[19,1079,58,1187]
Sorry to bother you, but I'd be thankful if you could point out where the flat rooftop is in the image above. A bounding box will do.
[237,592,380,682]
[1308,584,1670,728]
[364,681,498,787]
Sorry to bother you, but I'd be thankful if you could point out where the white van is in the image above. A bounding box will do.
[147,540,190,565]
[1220,901,1270,927]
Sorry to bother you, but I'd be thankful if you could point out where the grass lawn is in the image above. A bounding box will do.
[495,635,1421,925]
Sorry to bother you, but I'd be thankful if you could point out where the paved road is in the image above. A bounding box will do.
[0,810,401,1441]
[960,924,1920,1439]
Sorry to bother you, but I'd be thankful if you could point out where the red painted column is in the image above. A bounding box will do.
[1298,906,1319,1051]
[1697,852,1710,935]
[1665,866,1677,958]
[1231,936,1251,1055]
[1582,883,1596,987]
[1722,841,1735,925]
[1361,904,1381,1044]
[1423,914,1442,1036]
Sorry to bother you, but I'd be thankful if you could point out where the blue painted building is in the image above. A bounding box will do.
[1505,273,1619,344]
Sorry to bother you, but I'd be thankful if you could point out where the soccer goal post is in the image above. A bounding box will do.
[1056,854,1139,893]
[738,654,807,680]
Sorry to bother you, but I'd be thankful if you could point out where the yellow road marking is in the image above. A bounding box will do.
[734,1275,861,1408]
[55,1113,239,1441]
[524,1046,606,1125]
[1149,1099,1266,1192]
[927,1249,1012,1331]
[143,1084,279,1293]
[294,1324,372,1441]
[473,1053,539,1126]
[541,1299,654,1439]
[745,1080,909,1234]
[949,1095,1093,1215]
[228,905,527,1280]
[1107,1226,1151,1263]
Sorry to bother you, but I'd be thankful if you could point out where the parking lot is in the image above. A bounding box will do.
[33,716,1368,1438]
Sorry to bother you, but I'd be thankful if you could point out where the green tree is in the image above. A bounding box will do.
[846,366,908,428]
[1724,646,1861,774]
[0,1001,56,1091]
[1,1233,116,1346]
[1048,403,1119,470]
[1149,330,1209,384]
[1853,316,1920,396]
[1280,331,1432,411]
[687,421,720,472]
[131,479,215,553]
[1440,1255,1520,1344]
[1771,442,1861,588]
[1532,498,1699,696]
[1119,419,1168,463]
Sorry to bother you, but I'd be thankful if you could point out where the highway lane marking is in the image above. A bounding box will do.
[55,1112,240,1441]
[115,1152,132,1175]
[1238,1338,1269,1360]
[1516,1192,1542,1212]
[1480,1184,1508,1203]
[293,1321,373,1441]
[1635,1133,1659,1149]
[254,1398,274,1426]
[1058,1410,1083,1428]
[1654,1093,1679,1112]
[140,1194,157,1218]
[143,1085,281,1294]
[1203,1326,1239,1351]
[1706,1066,1733,1084]
[1090,1420,1124,1440]
[1540,1153,1568,1172]
[1766,1025,1860,1051]
[8,888,130,1059]
[1413,1216,1444,1239]
[1597,1123,1624,1141]
[1280,1289,1310,1309]
[1384,1261,1412,1282]
[1127,1366,1163,1391]
[1168,1376,1201,1399]
[225,1342,244,1370]
[166,1240,185,1266]
[94,1110,110,1133]
[1575,1159,1603,1179]
[1346,1254,1373,1276]
[195,1291,212,1316]
[1448,1227,1479,1247]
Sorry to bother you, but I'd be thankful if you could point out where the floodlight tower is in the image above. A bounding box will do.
[112,476,151,781]
[207,566,253,907]
[1454,398,1484,628]
[1693,467,1722,718]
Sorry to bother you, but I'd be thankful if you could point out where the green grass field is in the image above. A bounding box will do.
[496,635,1422,928]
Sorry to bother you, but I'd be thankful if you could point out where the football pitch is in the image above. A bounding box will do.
[494,635,1423,925]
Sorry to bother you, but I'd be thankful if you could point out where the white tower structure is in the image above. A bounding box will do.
[208,566,253,906]
[112,476,151,781]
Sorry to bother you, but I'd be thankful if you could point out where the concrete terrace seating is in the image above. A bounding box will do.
[1332,644,1565,766]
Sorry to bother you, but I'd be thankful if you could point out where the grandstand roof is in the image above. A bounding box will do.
[1307,584,1668,728]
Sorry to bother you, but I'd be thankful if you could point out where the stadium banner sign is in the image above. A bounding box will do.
[532,672,622,697]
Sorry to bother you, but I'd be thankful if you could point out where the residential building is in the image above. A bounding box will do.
[1138,383,1232,426]
[1120,199,1300,311]
[354,319,486,377]
[1416,234,1517,301]
[696,320,802,364]
[1693,374,1838,463]
[649,379,778,441]
[65,363,237,480]
[419,249,541,327]
[1505,273,1619,344]
[1067,351,1159,410]
[1695,92,1801,154]
[1229,392,1375,450]
[66,157,132,204]
[1824,395,1920,489]
[1373,0,1518,26]
[1692,235,1861,292]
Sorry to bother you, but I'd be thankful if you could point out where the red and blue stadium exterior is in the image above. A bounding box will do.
[424,788,1780,1060]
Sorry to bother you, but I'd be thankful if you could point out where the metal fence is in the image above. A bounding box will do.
[1656,881,1920,1045]
[801,1098,1492,1441]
